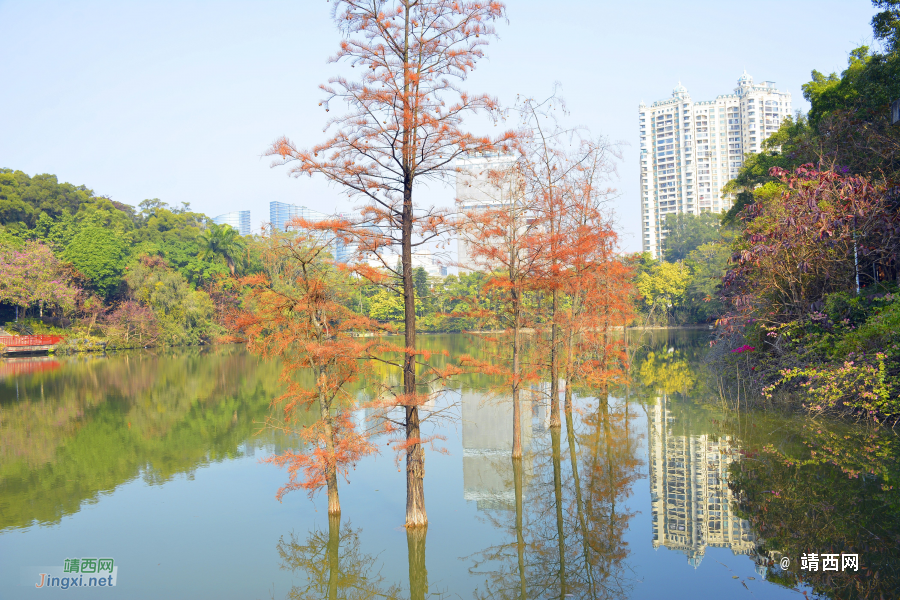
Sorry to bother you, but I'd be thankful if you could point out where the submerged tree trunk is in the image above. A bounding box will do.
[551,426,566,597]
[512,286,523,458]
[407,526,428,600]
[319,389,341,515]
[327,513,341,600]
[564,290,582,417]
[566,407,595,597]
[550,289,561,428]
[513,456,527,600]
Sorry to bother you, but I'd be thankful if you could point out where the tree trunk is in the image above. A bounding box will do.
[319,390,341,515]
[512,286,522,458]
[407,526,428,600]
[401,3,426,529]
[327,513,341,600]
[564,316,575,417]
[513,456,527,600]
[403,173,427,527]
[551,426,566,597]
[550,289,561,428]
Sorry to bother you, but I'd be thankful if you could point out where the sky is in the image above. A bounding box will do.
[0,0,883,254]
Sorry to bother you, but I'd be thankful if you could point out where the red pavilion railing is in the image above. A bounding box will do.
[0,335,64,347]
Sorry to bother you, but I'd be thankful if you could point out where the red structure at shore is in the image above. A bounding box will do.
[0,335,64,355]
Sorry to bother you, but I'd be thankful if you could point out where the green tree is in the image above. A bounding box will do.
[367,289,406,322]
[662,212,726,262]
[684,242,730,323]
[124,256,218,345]
[63,226,128,297]
[413,267,429,302]
[199,222,245,276]
[635,261,690,323]
[0,170,33,229]
[873,0,900,51]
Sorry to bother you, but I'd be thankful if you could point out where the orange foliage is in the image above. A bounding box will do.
[236,228,381,514]
[264,0,513,527]
[455,95,633,455]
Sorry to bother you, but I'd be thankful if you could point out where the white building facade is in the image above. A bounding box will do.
[455,153,518,273]
[640,72,792,257]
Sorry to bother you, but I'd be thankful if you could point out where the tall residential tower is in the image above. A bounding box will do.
[639,72,791,257]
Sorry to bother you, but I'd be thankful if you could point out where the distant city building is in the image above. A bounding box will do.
[212,210,251,236]
[639,72,792,257]
[364,248,447,277]
[269,201,329,233]
[647,395,756,568]
[455,154,518,272]
[269,201,388,267]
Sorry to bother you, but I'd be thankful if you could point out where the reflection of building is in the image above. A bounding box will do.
[213,210,251,236]
[461,391,532,511]
[647,396,755,567]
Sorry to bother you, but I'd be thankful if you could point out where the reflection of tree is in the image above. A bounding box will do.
[574,397,642,598]
[634,350,695,398]
[730,422,900,600]
[276,518,442,600]
[407,527,429,600]
[466,394,641,599]
[0,347,299,531]
[276,515,401,600]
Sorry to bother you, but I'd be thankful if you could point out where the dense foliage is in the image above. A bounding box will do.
[730,420,900,600]
[631,212,732,325]
[711,4,900,421]
[0,168,237,345]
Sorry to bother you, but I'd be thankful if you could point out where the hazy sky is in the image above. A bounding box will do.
[0,0,881,253]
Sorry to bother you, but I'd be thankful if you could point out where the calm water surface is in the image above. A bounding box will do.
[1,333,898,599]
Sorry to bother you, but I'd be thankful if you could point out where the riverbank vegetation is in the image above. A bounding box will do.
[631,212,734,326]
[0,168,244,347]
[709,5,900,421]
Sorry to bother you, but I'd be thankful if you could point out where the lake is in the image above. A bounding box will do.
[1,332,898,599]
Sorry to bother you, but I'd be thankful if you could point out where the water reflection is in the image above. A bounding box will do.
[647,395,755,568]
[728,419,900,598]
[2,334,896,600]
[0,347,294,531]
[275,521,446,600]
[461,390,533,512]
[0,356,61,380]
[275,515,402,600]
[465,392,641,599]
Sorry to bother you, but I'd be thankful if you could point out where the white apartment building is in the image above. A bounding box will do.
[640,72,792,257]
[456,154,518,273]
